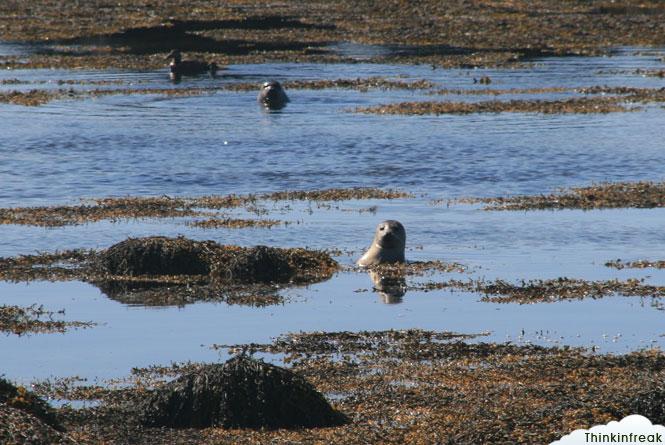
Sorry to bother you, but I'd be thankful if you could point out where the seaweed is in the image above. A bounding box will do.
[2,1,665,68]
[0,237,338,307]
[0,378,62,431]
[24,329,665,444]
[95,236,213,276]
[356,97,634,115]
[140,356,348,429]
[0,188,410,227]
[456,181,665,210]
[606,259,665,270]
[0,304,94,335]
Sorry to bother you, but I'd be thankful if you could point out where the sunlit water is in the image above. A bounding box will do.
[1,47,665,383]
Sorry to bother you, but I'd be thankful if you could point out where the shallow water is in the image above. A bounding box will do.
[2,47,665,383]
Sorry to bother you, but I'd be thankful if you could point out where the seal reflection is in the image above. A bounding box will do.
[368,269,407,304]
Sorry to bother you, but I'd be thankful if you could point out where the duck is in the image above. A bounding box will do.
[257,81,290,110]
[166,50,218,79]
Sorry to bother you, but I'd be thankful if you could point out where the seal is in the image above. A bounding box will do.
[166,50,218,80]
[258,81,289,110]
[356,220,406,267]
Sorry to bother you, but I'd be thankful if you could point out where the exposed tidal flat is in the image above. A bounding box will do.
[3,2,665,441]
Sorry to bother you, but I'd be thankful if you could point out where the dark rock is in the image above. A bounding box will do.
[0,377,62,431]
[91,237,338,290]
[211,245,293,283]
[625,386,665,424]
[0,403,73,445]
[140,356,348,429]
[96,236,212,276]
[209,245,338,284]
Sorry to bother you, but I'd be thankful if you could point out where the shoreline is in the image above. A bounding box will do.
[1,1,665,70]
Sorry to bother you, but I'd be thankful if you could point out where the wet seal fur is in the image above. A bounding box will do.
[357,220,406,267]
[258,81,289,110]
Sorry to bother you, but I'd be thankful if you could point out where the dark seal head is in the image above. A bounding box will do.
[166,50,217,80]
[357,220,406,267]
[258,81,289,110]
[166,49,183,64]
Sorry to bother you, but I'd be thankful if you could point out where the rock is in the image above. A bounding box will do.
[211,245,293,283]
[95,236,212,276]
[140,356,348,429]
[94,237,338,285]
[0,403,73,445]
[0,378,61,431]
[625,385,665,424]
[210,245,339,284]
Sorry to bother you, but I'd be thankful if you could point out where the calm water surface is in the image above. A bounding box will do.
[1,47,665,383]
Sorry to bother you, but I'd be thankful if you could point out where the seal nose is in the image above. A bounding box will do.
[380,231,398,247]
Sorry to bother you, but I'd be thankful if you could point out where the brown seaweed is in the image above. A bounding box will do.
[140,356,348,429]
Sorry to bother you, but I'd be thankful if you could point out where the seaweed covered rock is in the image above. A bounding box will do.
[96,236,213,276]
[625,385,665,424]
[93,237,338,285]
[0,377,61,431]
[0,403,73,445]
[212,245,292,283]
[210,245,339,284]
[140,356,348,429]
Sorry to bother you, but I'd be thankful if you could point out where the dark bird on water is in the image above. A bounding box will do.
[257,81,290,110]
[166,50,218,80]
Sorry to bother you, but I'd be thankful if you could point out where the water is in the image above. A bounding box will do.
[2,47,665,383]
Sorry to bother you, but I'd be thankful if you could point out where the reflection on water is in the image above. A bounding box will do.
[2,47,665,382]
[368,270,407,304]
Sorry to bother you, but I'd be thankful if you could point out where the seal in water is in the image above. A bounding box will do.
[357,220,406,267]
[258,81,289,110]
[166,50,218,80]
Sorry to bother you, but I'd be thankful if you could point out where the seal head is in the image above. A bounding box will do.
[356,220,406,267]
[166,50,217,80]
[258,81,289,110]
